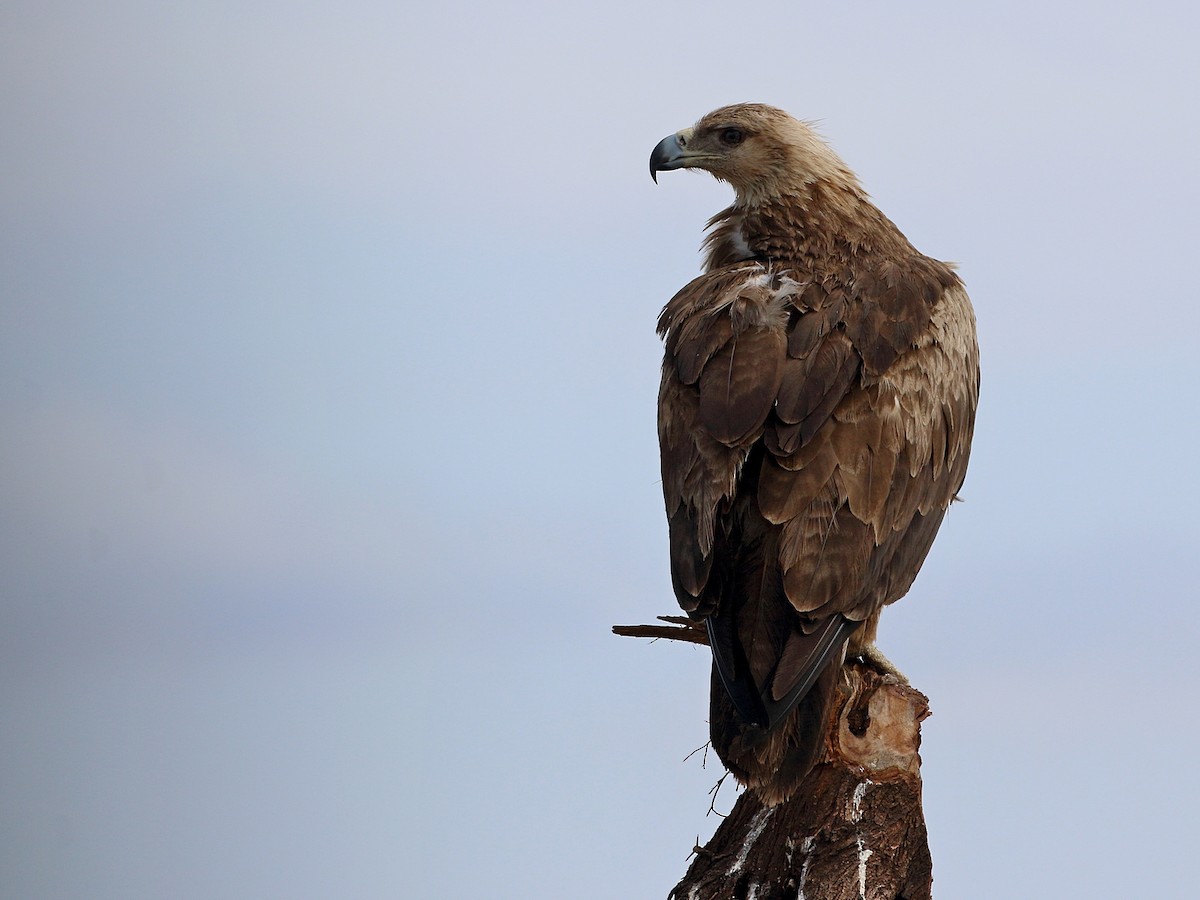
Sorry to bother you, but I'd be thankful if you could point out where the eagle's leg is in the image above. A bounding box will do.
[845,612,909,683]
[855,643,910,684]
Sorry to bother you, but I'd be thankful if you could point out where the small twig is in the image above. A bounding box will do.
[707,771,732,818]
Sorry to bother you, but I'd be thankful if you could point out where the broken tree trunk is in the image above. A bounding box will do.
[614,618,933,900]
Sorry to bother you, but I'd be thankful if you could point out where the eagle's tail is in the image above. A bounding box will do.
[706,613,857,805]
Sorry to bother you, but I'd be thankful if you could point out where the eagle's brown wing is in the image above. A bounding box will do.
[658,258,977,763]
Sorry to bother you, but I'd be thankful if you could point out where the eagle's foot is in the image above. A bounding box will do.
[855,644,909,684]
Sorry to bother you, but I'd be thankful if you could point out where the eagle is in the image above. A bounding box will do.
[649,104,978,805]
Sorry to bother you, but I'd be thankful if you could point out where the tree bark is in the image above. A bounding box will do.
[615,621,933,900]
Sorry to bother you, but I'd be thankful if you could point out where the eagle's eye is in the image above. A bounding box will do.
[720,128,745,146]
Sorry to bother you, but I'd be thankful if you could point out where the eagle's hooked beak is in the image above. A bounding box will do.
[649,129,694,183]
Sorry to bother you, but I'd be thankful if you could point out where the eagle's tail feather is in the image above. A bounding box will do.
[706,613,858,803]
[705,614,769,727]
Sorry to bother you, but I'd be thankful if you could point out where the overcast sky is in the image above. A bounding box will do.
[2,1,1198,897]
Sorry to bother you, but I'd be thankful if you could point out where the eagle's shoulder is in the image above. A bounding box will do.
[838,247,960,376]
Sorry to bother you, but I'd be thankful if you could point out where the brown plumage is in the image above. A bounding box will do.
[650,104,978,805]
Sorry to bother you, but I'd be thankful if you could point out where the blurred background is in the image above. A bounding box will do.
[2,1,1198,897]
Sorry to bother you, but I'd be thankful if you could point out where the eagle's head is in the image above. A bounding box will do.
[650,103,862,207]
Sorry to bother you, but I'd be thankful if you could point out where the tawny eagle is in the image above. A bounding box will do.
[650,104,978,804]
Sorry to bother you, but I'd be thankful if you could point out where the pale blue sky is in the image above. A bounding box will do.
[3,1,1198,897]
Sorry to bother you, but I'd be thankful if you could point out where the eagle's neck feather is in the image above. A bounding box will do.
[703,180,902,274]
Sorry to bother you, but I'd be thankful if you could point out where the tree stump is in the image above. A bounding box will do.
[615,619,933,900]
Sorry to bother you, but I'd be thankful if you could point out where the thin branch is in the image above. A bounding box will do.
[612,615,710,646]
